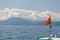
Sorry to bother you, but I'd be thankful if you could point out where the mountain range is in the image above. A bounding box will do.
[0,17,60,26]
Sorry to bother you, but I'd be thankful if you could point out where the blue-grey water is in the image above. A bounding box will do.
[0,25,60,40]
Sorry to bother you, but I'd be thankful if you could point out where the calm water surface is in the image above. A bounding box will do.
[0,25,60,40]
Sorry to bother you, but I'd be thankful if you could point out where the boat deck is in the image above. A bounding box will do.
[39,37,60,40]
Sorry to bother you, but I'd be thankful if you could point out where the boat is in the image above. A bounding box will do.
[38,15,60,40]
[39,35,60,40]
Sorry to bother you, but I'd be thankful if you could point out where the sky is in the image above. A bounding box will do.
[0,0,60,13]
[0,0,60,22]
[0,8,60,21]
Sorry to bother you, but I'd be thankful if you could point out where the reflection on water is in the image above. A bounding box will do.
[0,25,60,40]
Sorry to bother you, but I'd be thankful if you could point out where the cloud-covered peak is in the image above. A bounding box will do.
[0,8,60,21]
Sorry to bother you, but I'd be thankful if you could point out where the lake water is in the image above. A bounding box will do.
[0,25,60,40]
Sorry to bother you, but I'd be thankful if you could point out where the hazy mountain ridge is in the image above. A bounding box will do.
[0,17,38,25]
[0,17,60,26]
[0,8,60,26]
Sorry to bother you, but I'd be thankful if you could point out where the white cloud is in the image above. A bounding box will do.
[0,8,60,21]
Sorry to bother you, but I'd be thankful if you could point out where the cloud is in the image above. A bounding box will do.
[0,8,60,21]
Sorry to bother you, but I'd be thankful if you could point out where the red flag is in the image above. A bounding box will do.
[45,16,51,25]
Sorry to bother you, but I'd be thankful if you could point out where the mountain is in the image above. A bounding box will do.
[0,17,40,26]
[51,21,60,26]
[0,17,60,26]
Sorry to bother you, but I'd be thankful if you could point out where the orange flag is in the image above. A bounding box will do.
[45,16,51,25]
